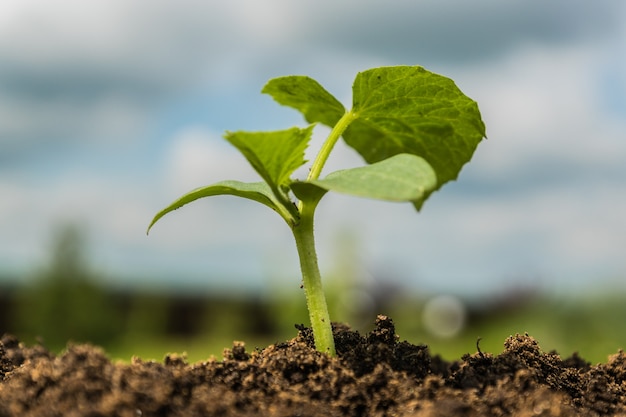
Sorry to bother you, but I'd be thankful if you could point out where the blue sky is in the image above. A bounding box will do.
[1,0,625,298]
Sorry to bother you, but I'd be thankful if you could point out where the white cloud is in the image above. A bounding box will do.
[453,40,626,183]
[164,127,258,191]
[2,0,622,149]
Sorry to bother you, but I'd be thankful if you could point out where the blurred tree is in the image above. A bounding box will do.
[123,292,170,337]
[14,224,122,350]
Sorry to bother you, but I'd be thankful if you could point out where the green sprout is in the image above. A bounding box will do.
[147,66,486,356]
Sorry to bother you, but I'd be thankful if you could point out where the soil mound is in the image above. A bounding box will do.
[1,315,625,416]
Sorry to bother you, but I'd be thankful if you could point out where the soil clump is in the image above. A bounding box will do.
[1,315,625,416]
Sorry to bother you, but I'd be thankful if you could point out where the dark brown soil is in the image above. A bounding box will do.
[1,315,625,416]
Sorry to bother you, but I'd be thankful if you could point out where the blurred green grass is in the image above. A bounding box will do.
[3,281,625,365]
[96,292,626,365]
[393,295,626,364]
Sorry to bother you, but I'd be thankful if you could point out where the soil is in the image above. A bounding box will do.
[1,315,625,416]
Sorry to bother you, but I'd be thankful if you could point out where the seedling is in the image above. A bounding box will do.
[148,66,486,356]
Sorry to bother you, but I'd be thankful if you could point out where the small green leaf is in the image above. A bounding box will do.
[147,180,294,234]
[344,66,486,197]
[225,126,313,201]
[291,154,437,210]
[262,75,346,127]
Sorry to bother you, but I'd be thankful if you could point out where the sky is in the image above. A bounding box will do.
[1,0,625,298]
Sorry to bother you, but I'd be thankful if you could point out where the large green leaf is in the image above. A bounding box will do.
[344,66,486,198]
[290,154,437,210]
[262,75,345,127]
[147,180,293,233]
[224,126,313,199]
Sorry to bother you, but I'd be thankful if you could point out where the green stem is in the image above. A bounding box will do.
[307,110,358,182]
[290,110,359,356]
[291,199,336,356]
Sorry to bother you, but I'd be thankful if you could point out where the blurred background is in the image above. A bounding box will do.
[1,0,625,363]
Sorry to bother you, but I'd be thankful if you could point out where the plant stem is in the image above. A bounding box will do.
[291,200,336,356]
[290,110,359,356]
[307,110,358,182]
